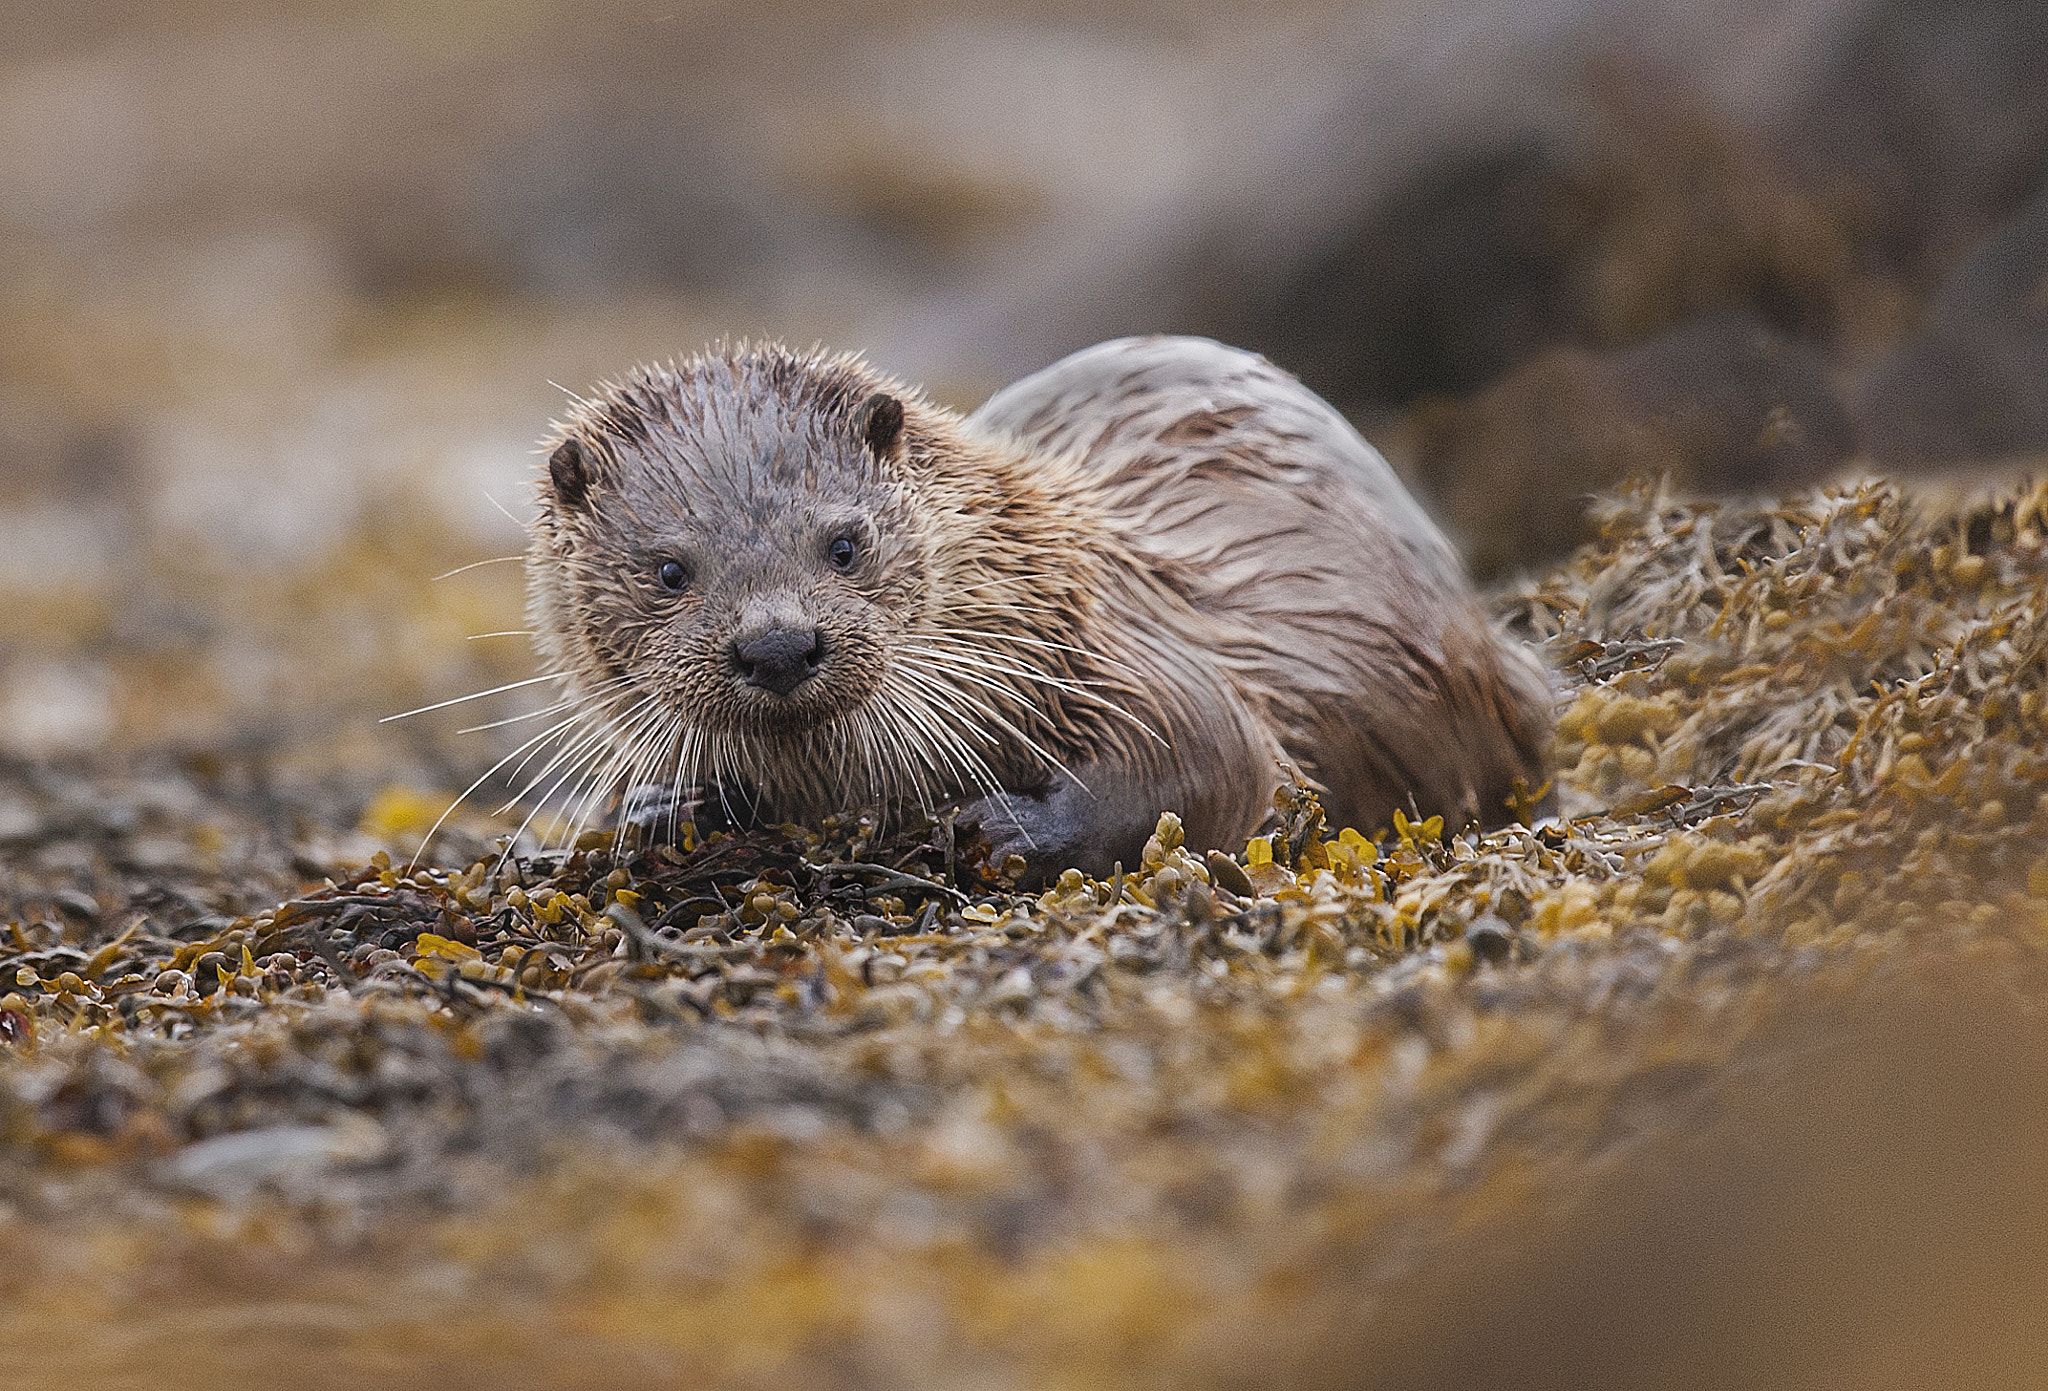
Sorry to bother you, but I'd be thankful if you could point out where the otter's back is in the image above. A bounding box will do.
[970,335,1464,594]
[970,334,1551,831]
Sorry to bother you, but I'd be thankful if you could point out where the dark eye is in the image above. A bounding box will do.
[828,535,857,572]
[656,559,690,592]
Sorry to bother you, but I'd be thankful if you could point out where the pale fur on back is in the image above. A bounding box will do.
[970,335,1554,835]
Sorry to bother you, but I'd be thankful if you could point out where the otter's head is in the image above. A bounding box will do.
[523,342,1130,828]
[526,344,1014,822]
[530,344,933,728]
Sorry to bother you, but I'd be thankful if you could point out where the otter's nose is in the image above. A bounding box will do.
[732,626,824,696]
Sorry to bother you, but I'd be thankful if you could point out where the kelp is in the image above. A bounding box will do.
[1,476,2046,1390]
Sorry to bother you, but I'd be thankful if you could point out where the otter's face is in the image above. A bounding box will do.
[528,360,930,758]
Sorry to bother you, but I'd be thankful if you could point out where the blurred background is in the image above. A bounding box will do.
[5,8,2048,1387]
[1,0,2044,781]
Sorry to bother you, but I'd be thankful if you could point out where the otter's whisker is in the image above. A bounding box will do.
[871,683,963,789]
[381,673,565,723]
[900,645,1166,748]
[868,696,948,817]
[708,729,744,830]
[854,690,921,805]
[897,642,1119,707]
[417,674,639,857]
[552,699,677,851]
[922,626,1150,680]
[879,671,1008,802]
[586,706,686,848]
[856,702,921,809]
[482,680,646,808]
[458,703,573,736]
[839,707,876,808]
[456,673,637,736]
[941,571,1065,593]
[887,680,1040,849]
[433,555,525,581]
[504,730,614,857]
[447,678,647,871]
[666,723,709,836]
[403,710,589,871]
[481,489,525,529]
[888,668,1009,766]
[495,689,664,823]
[892,657,1092,791]
[903,638,1140,707]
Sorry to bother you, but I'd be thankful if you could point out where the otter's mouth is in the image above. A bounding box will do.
[717,684,872,746]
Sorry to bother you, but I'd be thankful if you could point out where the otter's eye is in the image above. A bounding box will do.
[656,559,690,592]
[828,536,858,572]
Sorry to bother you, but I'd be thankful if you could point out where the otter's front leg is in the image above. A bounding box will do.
[958,769,1176,887]
[618,780,770,841]
[960,641,1283,887]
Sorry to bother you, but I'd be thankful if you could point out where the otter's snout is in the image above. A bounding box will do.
[732,625,825,696]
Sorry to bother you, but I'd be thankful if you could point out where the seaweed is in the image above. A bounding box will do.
[2,476,2046,1389]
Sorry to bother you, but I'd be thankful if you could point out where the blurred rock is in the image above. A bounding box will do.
[1779,0,2048,296]
[1225,141,1576,410]
[1229,68,1863,420]
[1408,312,1857,577]
[1854,187,2048,468]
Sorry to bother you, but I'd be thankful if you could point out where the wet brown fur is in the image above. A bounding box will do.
[524,336,1552,870]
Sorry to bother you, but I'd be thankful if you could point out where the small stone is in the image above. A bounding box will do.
[1464,914,1516,965]
[52,889,100,923]
[1205,851,1256,897]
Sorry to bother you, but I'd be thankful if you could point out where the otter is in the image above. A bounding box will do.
[522,335,1552,882]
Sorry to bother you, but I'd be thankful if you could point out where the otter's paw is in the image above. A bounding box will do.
[959,781,1130,888]
[617,783,689,842]
[618,781,768,842]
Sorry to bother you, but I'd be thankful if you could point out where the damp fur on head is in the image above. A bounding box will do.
[521,341,1158,836]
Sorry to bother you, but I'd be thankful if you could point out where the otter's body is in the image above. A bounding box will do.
[524,336,1551,880]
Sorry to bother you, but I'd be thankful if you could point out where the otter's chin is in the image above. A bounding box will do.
[718,674,875,738]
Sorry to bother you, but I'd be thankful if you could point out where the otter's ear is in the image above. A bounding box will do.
[548,438,593,509]
[852,392,905,460]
